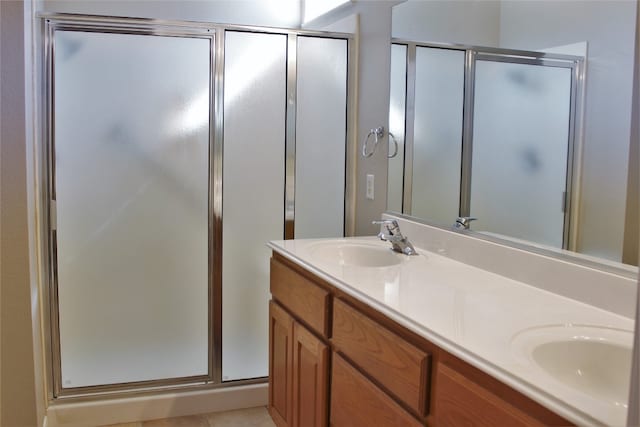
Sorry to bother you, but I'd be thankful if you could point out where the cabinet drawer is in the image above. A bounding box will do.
[435,363,544,427]
[270,257,330,338]
[332,298,431,416]
[331,353,423,427]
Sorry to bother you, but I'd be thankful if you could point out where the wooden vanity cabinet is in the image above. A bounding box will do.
[269,253,573,427]
[331,353,423,427]
[332,298,432,418]
[269,256,331,427]
[269,301,293,427]
[292,321,329,427]
[434,363,545,427]
[269,301,330,427]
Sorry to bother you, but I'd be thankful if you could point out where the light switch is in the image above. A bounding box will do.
[366,174,374,200]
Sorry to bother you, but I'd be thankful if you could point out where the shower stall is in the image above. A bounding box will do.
[42,15,352,398]
[388,40,584,250]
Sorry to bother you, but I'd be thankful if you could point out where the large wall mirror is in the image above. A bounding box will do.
[388,0,639,266]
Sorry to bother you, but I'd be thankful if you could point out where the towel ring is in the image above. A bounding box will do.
[388,132,399,158]
[362,126,384,158]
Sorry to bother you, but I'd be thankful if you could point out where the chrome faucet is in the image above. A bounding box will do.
[372,219,417,255]
[453,216,477,230]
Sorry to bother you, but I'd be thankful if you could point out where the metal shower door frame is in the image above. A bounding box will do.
[40,13,354,401]
[43,16,218,400]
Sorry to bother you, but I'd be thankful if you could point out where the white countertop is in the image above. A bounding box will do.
[268,236,635,427]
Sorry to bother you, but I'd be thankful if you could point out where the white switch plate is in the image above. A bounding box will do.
[366,174,374,200]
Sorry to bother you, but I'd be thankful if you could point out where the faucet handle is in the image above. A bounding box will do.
[454,216,477,230]
[372,219,399,232]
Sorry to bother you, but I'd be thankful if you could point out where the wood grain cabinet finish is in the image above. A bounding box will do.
[331,298,431,417]
[270,257,330,338]
[269,254,573,427]
[292,322,329,427]
[330,353,424,427]
[269,301,293,427]
[435,363,546,427]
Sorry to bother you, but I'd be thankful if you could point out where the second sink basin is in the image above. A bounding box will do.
[511,325,633,407]
[532,339,631,405]
[308,241,407,268]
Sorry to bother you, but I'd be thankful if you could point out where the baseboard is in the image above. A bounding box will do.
[46,383,268,427]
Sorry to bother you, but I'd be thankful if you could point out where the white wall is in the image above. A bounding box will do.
[391,0,500,46]
[499,0,637,261]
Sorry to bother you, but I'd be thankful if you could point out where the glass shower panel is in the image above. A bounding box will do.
[222,31,286,381]
[387,44,407,213]
[411,47,465,224]
[471,60,571,248]
[54,31,210,388]
[295,36,347,238]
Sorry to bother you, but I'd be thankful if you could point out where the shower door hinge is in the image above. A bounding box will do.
[50,200,57,230]
[561,191,567,213]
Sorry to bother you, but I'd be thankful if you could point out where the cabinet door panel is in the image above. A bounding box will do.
[330,354,422,427]
[269,301,293,427]
[435,363,544,427]
[332,299,431,416]
[292,323,329,427]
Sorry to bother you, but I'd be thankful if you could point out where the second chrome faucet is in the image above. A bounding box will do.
[373,219,417,256]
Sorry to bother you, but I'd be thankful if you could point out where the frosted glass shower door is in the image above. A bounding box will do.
[387,44,407,213]
[54,31,210,388]
[222,32,286,381]
[470,60,572,247]
[295,36,348,238]
[410,47,465,224]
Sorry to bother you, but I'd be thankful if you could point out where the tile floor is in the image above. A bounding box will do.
[104,406,275,427]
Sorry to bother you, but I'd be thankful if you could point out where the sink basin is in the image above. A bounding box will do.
[531,340,631,404]
[511,325,633,406]
[308,242,407,268]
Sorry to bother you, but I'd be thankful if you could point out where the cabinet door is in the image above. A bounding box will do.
[435,363,544,427]
[332,299,431,416]
[269,301,293,427]
[292,322,329,427]
[331,354,423,427]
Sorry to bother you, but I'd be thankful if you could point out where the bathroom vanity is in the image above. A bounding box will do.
[267,216,636,427]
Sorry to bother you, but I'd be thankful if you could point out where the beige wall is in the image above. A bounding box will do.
[1,1,39,426]
[623,2,640,266]
[625,4,639,422]
[352,1,395,235]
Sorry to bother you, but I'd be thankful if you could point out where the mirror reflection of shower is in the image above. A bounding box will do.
[388,41,583,250]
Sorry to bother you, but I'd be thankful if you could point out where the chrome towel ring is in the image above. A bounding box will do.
[362,126,399,158]
[362,126,383,158]
[388,131,399,158]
